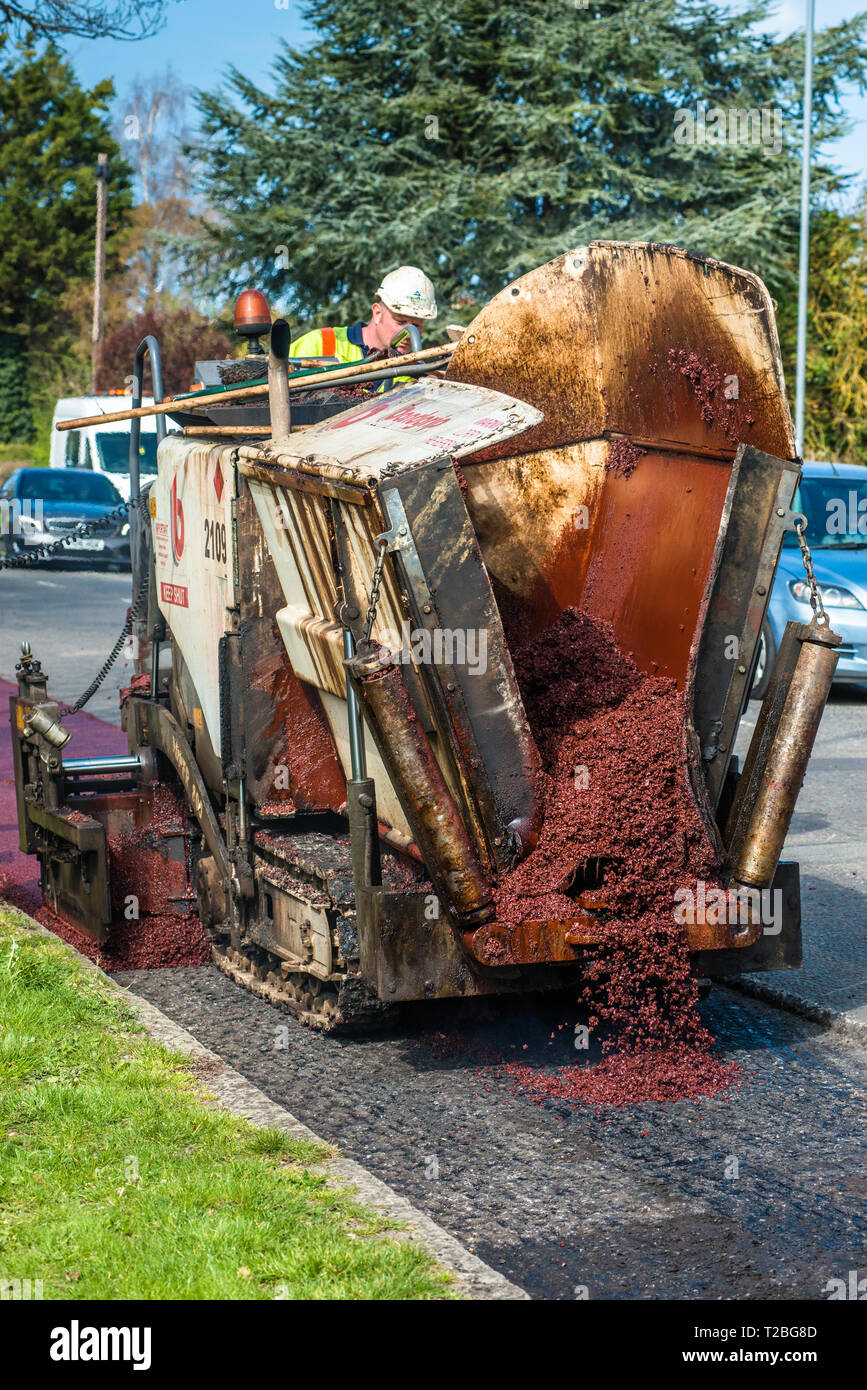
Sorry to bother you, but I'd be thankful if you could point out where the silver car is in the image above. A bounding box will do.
[753,460,867,698]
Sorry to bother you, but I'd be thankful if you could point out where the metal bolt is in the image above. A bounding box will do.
[494,836,503,847]
[423,603,432,614]
[446,682,455,692]
[756,585,766,595]
[737,664,746,674]
[776,508,785,517]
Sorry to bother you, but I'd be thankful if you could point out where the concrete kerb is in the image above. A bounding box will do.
[725,974,867,1047]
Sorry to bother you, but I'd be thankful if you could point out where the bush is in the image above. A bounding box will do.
[98,306,232,396]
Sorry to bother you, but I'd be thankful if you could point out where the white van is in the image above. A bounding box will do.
[50,396,160,502]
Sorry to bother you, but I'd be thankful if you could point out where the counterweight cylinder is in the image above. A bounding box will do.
[727,622,840,889]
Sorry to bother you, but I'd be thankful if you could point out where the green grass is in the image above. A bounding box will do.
[0,908,452,1300]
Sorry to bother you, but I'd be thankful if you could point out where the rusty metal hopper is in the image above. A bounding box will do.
[448,241,795,688]
[443,242,803,963]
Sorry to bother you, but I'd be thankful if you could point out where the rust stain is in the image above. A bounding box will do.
[255,644,347,814]
[449,241,795,465]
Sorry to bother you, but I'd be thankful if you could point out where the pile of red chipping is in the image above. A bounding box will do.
[36,906,210,972]
[605,437,646,477]
[491,606,744,1107]
[34,782,210,972]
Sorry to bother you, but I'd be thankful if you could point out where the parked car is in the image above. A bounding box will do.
[49,395,159,503]
[0,467,130,569]
[752,460,867,697]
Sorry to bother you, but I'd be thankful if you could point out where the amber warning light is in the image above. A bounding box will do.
[234,289,272,354]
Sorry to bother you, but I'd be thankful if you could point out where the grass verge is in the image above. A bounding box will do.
[0,907,452,1300]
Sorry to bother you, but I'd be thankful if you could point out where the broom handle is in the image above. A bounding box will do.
[55,341,457,431]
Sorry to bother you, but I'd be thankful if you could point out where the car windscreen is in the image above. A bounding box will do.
[16,471,122,505]
[783,476,867,548]
[94,431,159,477]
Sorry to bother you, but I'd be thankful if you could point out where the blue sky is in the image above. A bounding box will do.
[66,0,866,193]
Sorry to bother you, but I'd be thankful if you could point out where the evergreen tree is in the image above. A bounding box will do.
[0,333,34,440]
[188,0,867,326]
[0,39,132,437]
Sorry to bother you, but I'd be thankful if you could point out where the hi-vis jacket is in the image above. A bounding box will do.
[289,323,366,364]
[289,322,410,387]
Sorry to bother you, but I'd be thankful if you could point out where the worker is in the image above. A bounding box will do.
[289,266,437,364]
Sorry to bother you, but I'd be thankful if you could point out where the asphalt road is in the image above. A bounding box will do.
[116,965,865,1301]
[2,564,865,1300]
[734,687,867,1033]
[0,563,135,725]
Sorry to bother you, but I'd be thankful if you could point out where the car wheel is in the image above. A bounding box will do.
[750,618,776,701]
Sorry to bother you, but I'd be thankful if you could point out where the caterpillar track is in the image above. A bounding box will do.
[210,826,425,1034]
[210,942,394,1033]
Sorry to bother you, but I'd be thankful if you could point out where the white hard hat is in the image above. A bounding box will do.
[376,266,437,320]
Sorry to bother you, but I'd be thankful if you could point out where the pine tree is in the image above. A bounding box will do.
[0,333,34,441]
[0,39,133,438]
[0,39,132,342]
[188,0,867,327]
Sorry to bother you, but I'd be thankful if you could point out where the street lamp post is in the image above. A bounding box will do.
[91,153,109,396]
[795,0,816,459]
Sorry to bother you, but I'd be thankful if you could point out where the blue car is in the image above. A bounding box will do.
[753,460,867,698]
[0,467,130,569]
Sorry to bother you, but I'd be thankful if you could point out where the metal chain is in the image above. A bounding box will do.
[362,537,389,645]
[6,492,153,714]
[793,513,829,627]
[58,568,150,715]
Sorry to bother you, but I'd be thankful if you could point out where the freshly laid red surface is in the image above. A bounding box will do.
[499,1047,744,1109]
[36,905,210,971]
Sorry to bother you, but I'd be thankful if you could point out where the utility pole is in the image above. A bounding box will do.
[795,0,816,459]
[91,152,109,395]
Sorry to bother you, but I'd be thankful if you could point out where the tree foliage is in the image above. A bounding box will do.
[776,203,867,464]
[187,0,867,329]
[0,39,133,344]
[0,1,170,42]
[0,332,34,440]
[97,305,232,395]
